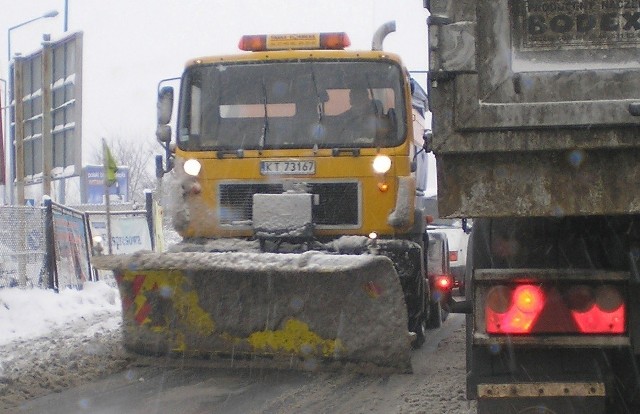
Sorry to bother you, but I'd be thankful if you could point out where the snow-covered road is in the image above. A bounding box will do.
[0,282,475,413]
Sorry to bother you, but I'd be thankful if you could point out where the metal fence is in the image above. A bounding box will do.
[0,206,47,288]
[0,192,159,290]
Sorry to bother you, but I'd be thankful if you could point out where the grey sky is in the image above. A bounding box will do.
[1,0,428,162]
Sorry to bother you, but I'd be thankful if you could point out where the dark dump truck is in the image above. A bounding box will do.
[425,0,640,412]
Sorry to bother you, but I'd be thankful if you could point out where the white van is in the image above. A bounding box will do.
[419,195,470,295]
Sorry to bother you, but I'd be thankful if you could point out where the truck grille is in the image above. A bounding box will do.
[218,182,360,227]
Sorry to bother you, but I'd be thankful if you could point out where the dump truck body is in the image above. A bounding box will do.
[426,0,640,412]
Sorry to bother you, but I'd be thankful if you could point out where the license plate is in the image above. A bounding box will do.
[260,160,315,175]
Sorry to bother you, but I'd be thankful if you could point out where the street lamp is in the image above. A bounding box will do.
[7,10,59,63]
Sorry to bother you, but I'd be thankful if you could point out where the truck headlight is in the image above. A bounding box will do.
[183,159,202,176]
[372,155,391,174]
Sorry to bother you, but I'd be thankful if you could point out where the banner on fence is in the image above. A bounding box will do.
[52,209,91,288]
[89,215,152,255]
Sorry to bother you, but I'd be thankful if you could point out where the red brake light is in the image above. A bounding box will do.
[449,251,458,262]
[486,284,545,334]
[572,304,625,334]
[572,286,625,334]
[484,282,626,335]
[434,275,452,290]
[513,285,544,314]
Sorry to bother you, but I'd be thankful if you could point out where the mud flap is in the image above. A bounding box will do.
[94,251,412,372]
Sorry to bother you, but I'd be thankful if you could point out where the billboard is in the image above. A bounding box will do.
[82,164,129,204]
[9,31,83,186]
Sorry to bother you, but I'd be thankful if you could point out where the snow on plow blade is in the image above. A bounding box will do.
[94,251,412,372]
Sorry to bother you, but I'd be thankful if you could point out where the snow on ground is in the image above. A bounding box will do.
[0,280,130,410]
[0,264,475,413]
[0,281,120,346]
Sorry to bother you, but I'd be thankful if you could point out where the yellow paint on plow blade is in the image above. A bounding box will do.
[122,270,215,337]
[248,319,345,357]
[120,270,345,358]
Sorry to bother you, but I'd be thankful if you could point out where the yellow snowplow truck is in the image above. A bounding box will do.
[96,23,445,372]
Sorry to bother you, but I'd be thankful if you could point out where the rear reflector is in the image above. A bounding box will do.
[449,251,458,262]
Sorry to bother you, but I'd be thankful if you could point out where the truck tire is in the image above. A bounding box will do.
[409,273,427,349]
[411,314,426,349]
[440,301,450,322]
[393,237,427,350]
[426,299,442,329]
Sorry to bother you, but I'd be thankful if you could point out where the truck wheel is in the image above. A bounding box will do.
[441,302,450,322]
[426,299,442,329]
[411,315,426,349]
[410,266,427,349]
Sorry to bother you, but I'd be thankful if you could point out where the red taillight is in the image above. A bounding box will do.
[513,285,545,314]
[572,304,625,334]
[449,251,458,262]
[434,275,452,290]
[572,286,625,334]
[486,284,545,334]
[484,282,626,335]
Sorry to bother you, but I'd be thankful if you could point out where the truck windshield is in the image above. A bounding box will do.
[176,60,406,151]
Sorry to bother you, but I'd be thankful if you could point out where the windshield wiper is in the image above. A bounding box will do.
[258,81,269,151]
[310,65,324,123]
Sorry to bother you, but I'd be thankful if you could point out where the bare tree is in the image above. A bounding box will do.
[91,136,158,204]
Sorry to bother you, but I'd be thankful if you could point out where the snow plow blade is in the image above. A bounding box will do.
[93,251,412,372]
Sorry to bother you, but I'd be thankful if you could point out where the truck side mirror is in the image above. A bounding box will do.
[462,218,473,234]
[158,86,174,125]
[156,124,172,143]
[423,129,433,152]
